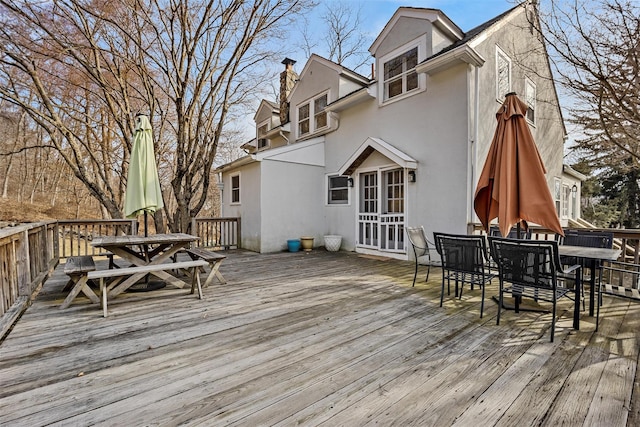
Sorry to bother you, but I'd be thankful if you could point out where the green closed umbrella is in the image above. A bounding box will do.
[124,114,164,236]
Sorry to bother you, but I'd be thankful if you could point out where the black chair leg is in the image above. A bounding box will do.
[412,260,418,287]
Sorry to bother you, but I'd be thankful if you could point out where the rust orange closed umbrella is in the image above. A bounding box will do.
[474,93,563,237]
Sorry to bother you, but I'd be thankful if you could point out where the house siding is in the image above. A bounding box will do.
[261,160,325,252]
[471,7,566,221]
[219,4,570,255]
[375,17,433,59]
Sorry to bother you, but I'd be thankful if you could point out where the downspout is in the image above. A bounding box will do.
[279,130,290,145]
[217,172,224,217]
[329,111,340,132]
[469,64,480,229]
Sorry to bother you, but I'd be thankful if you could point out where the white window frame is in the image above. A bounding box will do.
[230,173,240,205]
[525,77,536,125]
[327,175,350,205]
[496,46,512,102]
[298,102,310,136]
[383,169,404,214]
[554,177,561,215]
[297,91,329,138]
[378,39,426,105]
[562,184,570,218]
[256,120,270,150]
[314,93,328,131]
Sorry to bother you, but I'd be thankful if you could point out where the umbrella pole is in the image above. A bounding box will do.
[143,211,150,284]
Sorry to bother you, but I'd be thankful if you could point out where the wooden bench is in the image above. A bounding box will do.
[61,260,208,317]
[63,256,100,304]
[183,247,227,287]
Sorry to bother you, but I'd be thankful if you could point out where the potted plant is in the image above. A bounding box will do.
[324,235,342,252]
[300,236,314,251]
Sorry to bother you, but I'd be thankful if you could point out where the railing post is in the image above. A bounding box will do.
[16,230,31,296]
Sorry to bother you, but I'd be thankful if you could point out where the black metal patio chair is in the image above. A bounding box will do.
[489,237,581,342]
[433,232,496,318]
[405,226,440,286]
[489,225,532,239]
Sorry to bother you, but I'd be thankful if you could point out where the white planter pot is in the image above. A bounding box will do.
[324,235,342,252]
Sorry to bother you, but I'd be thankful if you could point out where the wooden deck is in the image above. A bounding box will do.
[0,249,638,426]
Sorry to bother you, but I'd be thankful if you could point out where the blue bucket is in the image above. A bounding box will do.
[287,239,301,252]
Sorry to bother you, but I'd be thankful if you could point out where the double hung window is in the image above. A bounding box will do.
[298,92,328,137]
[383,47,418,100]
[257,122,269,149]
[554,178,561,215]
[231,174,240,204]
[562,184,570,218]
[328,175,349,205]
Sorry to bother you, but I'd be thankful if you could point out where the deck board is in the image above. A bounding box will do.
[0,249,638,426]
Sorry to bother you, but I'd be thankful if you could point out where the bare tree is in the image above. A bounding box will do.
[534,0,640,225]
[0,0,312,231]
[0,112,19,199]
[295,1,371,75]
[537,0,640,164]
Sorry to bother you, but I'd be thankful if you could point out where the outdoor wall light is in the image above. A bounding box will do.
[408,170,416,183]
[347,177,354,187]
[571,184,578,193]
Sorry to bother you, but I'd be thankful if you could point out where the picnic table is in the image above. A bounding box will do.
[91,233,200,297]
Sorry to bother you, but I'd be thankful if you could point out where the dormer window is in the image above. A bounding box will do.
[298,91,329,138]
[298,104,309,135]
[314,94,328,129]
[257,121,269,150]
[384,47,418,100]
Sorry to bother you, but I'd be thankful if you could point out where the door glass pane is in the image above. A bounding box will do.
[360,172,377,213]
[385,169,404,213]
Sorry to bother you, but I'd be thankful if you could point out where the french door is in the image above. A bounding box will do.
[357,168,405,253]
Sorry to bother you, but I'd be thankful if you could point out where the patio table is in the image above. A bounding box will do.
[557,245,621,317]
[91,233,199,298]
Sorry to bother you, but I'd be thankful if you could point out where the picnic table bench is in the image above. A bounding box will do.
[61,256,208,317]
[183,247,227,287]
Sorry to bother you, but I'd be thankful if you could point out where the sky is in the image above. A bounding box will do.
[354,0,519,34]
[278,0,520,75]
[237,0,522,142]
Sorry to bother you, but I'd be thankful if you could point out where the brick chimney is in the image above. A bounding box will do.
[279,58,298,124]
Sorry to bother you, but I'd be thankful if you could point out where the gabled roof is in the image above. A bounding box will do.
[425,2,523,62]
[338,137,417,176]
[415,2,527,75]
[563,164,587,181]
[288,54,370,102]
[253,99,279,122]
[369,7,464,55]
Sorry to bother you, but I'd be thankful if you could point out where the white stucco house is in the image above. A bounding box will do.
[216,1,582,257]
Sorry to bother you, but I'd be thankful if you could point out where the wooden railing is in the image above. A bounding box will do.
[0,221,57,338]
[1,217,240,339]
[191,217,240,249]
[57,219,137,259]
[471,224,640,262]
[56,218,240,258]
